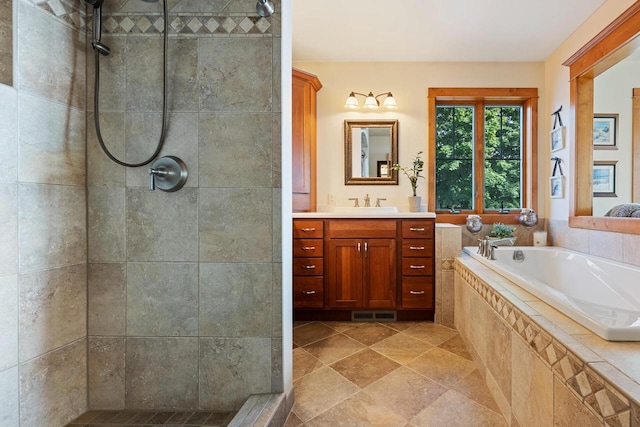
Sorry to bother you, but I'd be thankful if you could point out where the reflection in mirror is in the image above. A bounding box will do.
[592,50,640,215]
[344,119,398,185]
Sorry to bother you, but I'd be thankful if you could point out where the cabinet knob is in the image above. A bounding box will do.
[409,227,425,232]
[410,265,426,269]
[302,265,316,269]
[302,290,316,295]
[409,290,425,295]
[409,246,425,250]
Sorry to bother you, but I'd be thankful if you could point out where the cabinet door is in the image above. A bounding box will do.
[364,239,396,308]
[327,239,363,308]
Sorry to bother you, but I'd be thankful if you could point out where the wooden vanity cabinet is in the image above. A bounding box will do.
[400,220,435,309]
[326,220,397,309]
[293,220,324,308]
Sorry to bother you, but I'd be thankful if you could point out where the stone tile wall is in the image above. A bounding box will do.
[0,0,12,86]
[434,224,460,326]
[0,0,88,425]
[86,0,282,412]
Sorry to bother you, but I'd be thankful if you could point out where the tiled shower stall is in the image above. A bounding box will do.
[0,0,284,425]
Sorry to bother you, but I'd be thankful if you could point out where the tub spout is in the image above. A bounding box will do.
[489,244,498,260]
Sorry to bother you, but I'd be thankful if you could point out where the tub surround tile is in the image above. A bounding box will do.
[199,188,272,262]
[127,262,198,336]
[452,370,501,414]
[199,337,271,411]
[554,377,603,427]
[575,336,640,386]
[0,275,18,371]
[125,337,198,410]
[19,183,86,272]
[623,234,640,267]
[126,187,198,262]
[0,184,18,276]
[18,92,85,186]
[88,337,125,409]
[19,339,87,427]
[0,367,18,425]
[88,187,125,263]
[199,113,273,188]
[19,264,86,362]
[199,263,271,338]
[589,230,624,263]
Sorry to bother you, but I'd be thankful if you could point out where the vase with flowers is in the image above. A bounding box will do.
[392,151,424,212]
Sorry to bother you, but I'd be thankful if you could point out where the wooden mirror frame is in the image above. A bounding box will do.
[565,2,640,234]
[344,119,399,185]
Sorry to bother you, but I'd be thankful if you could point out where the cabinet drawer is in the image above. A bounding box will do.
[401,258,433,276]
[401,240,434,257]
[293,239,323,257]
[328,219,396,238]
[401,220,434,239]
[293,220,324,238]
[294,277,324,308]
[402,277,434,309]
[293,257,324,275]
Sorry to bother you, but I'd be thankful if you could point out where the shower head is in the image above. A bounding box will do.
[93,41,111,56]
[256,0,275,17]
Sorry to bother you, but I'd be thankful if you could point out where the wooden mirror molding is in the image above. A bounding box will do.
[565,1,640,234]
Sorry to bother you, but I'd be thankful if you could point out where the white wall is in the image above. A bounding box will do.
[293,61,545,211]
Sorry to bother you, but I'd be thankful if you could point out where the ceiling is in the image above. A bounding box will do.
[292,0,607,62]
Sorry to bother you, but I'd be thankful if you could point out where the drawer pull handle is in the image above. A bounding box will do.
[302,290,316,295]
[410,290,425,295]
[301,227,316,232]
[410,265,426,269]
[301,246,316,251]
[302,265,316,269]
[409,227,425,232]
[409,246,425,250]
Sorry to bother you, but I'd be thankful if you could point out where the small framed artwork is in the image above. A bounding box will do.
[593,161,617,197]
[550,126,565,152]
[550,176,564,199]
[593,114,618,149]
[377,161,390,178]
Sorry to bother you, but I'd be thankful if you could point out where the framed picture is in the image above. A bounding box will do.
[550,176,564,199]
[377,161,390,178]
[593,114,618,148]
[550,126,565,152]
[593,161,617,197]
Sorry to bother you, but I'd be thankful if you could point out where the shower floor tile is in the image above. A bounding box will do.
[66,410,234,426]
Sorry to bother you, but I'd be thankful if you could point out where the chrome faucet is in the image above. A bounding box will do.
[364,194,371,207]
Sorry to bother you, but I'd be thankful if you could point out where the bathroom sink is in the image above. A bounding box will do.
[332,206,399,214]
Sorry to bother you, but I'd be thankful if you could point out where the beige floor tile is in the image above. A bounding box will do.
[305,391,407,427]
[302,333,366,365]
[363,366,447,420]
[409,389,507,427]
[330,349,401,388]
[407,347,476,387]
[452,369,501,413]
[438,333,472,360]
[321,321,357,333]
[370,332,433,365]
[386,321,421,331]
[292,366,359,422]
[293,322,337,347]
[293,347,324,381]
[284,411,303,427]
[342,322,398,346]
[402,322,459,346]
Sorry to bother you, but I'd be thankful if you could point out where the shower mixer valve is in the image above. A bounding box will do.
[147,156,188,192]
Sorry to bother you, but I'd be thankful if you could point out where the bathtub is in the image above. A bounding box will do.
[463,246,640,341]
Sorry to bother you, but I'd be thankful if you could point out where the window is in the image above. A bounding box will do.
[428,88,538,222]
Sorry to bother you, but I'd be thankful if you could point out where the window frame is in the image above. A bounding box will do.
[428,88,539,225]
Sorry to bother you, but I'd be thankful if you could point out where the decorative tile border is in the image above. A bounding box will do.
[455,260,635,426]
[99,13,272,36]
[441,258,454,271]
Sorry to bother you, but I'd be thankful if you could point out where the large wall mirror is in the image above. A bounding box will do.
[344,119,398,185]
[565,2,640,234]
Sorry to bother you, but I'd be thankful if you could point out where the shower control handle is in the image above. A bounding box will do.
[148,168,169,191]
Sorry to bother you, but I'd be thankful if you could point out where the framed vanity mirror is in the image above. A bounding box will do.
[565,2,640,234]
[344,119,398,185]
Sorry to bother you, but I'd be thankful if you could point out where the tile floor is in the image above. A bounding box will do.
[285,321,507,427]
[66,410,234,426]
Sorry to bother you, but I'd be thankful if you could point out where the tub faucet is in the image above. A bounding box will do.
[477,237,490,257]
[488,244,499,260]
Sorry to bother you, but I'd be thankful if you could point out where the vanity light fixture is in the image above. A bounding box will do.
[344,91,398,109]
